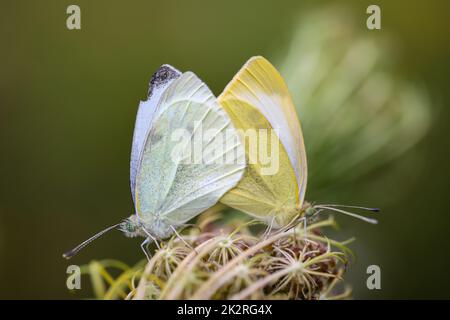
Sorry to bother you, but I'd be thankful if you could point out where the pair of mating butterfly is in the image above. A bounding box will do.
[63,56,378,260]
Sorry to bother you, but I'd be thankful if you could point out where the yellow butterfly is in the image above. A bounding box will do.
[219,56,378,228]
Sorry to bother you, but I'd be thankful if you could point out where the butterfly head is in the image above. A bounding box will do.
[304,206,316,219]
[119,215,145,238]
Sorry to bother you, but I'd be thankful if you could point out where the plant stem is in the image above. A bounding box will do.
[134,249,166,300]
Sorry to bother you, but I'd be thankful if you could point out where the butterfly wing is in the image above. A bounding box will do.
[130,65,181,205]
[219,98,298,227]
[221,56,308,206]
[135,72,245,238]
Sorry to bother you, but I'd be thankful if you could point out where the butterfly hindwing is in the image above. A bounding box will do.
[135,72,245,238]
[220,56,308,206]
[219,98,298,227]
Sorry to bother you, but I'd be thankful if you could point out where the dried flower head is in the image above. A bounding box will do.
[81,212,352,300]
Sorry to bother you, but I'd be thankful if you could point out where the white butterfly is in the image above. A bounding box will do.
[64,65,245,259]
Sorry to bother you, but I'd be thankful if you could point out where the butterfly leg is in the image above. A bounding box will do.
[170,225,198,254]
[293,217,308,245]
[262,215,276,240]
[140,238,152,261]
[143,228,161,250]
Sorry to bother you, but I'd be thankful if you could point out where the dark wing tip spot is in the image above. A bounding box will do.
[148,65,182,97]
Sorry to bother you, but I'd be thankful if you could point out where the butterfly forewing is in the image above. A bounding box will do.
[220,56,308,206]
[130,65,182,205]
[219,98,298,227]
[134,72,245,238]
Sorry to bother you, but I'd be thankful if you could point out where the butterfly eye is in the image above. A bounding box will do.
[118,215,142,238]
[126,221,134,231]
[305,207,315,218]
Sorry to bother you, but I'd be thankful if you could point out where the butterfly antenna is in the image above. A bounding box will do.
[62,223,121,259]
[318,204,380,212]
[315,205,378,224]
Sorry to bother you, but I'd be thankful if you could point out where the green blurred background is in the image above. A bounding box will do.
[1,0,449,299]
